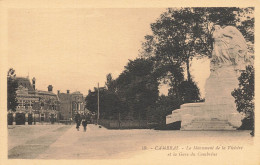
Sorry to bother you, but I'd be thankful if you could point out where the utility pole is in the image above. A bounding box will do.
[97,82,100,125]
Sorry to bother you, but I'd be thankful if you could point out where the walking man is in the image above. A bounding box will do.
[75,113,81,131]
[82,119,87,132]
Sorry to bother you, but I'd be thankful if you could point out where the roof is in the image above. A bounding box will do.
[15,77,34,91]
[71,91,82,95]
[36,90,57,96]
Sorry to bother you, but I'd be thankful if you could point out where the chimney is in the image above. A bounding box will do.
[48,85,53,92]
[32,77,36,90]
[57,90,60,95]
[67,90,70,94]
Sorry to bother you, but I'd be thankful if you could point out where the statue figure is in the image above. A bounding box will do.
[211,25,250,72]
[203,25,250,127]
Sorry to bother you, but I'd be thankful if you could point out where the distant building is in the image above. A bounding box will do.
[58,90,86,120]
[15,77,60,122]
[71,91,85,114]
[13,76,87,123]
[58,90,72,120]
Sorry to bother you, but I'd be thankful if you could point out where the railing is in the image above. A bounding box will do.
[98,119,153,129]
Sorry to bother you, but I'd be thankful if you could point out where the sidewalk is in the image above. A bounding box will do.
[36,124,109,159]
[8,125,72,159]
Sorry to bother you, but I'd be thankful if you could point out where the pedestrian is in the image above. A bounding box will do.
[75,113,81,131]
[82,119,87,132]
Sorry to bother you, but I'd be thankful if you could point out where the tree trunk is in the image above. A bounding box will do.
[186,58,191,82]
[118,109,121,129]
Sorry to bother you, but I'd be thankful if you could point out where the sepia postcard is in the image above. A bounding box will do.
[0,0,260,165]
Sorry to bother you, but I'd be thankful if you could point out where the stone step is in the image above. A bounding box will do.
[181,125,237,131]
[184,124,230,128]
[182,125,235,129]
[182,122,231,127]
[180,118,236,130]
[181,128,236,131]
[183,124,233,127]
[183,125,232,128]
[192,120,228,122]
[183,126,234,129]
[187,122,229,125]
[192,120,229,123]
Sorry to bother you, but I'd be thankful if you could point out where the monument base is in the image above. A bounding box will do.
[166,102,242,131]
[181,118,236,131]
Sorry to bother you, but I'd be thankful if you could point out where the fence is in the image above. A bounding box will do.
[98,119,158,129]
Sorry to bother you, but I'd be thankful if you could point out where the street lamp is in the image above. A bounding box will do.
[97,82,100,125]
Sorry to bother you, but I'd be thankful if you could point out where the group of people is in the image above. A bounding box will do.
[74,113,91,132]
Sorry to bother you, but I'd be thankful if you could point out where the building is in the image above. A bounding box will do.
[15,77,60,122]
[71,91,85,114]
[58,90,72,121]
[12,76,87,123]
[58,90,86,120]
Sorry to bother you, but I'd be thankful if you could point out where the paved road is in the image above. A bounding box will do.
[37,124,152,159]
[8,125,72,159]
[8,124,254,159]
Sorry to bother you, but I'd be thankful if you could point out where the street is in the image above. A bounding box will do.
[8,124,254,159]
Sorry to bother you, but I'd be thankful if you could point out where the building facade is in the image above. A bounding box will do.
[9,76,88,123]
[58,90,86,120]
[14,77,60,123]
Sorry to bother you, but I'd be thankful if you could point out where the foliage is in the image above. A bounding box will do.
[85,87,121,120]
[86,58,159,121]
[178,79,200,103]
[147,95,180,125]
[140,7,254,89]
[7,68,18,111]
[232,65,254,130]
[105,73,117,92]
[116,58,159,120]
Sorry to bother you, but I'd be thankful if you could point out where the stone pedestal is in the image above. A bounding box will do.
[181,118,236,131]
[166,65,243,130]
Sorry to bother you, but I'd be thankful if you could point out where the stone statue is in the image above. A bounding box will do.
[204,25,250,127]
[211,25,250,72]
[166,25,250,130]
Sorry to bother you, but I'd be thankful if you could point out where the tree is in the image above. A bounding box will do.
[144,8,198,82]
[232,65,254,131]
[85,90,97,115]
[7,68,18,111]
[140,7,254,84]
[85,85,123,120]
[139,8,207,105]
[147,94,180,125]
[86,58,159,121]
[178,79,200,103]
[139,7,254,109]
[105,73,117,92]
[116,58,159,120]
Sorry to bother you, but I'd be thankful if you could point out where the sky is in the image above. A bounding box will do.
[7,8,210,97]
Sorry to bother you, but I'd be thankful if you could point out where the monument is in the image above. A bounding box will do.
[166,25,251,130]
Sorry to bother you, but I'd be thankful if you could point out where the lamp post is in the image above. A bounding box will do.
[97,82,100,125]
